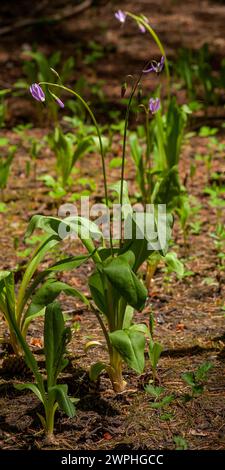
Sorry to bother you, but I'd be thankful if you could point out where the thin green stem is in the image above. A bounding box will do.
[126,12,170,94]
[145,110,152,203]
[120,73,144,247]
[90,302,113,356]
[39,82,113,255]
[45,401,58,437]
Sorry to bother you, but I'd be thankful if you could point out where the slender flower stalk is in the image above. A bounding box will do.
[125,11,170,94]
[37,81,113,255]
[119,61,152,247]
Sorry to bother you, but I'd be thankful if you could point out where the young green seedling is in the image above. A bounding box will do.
[14,302,78,440]
[181,362,213,401]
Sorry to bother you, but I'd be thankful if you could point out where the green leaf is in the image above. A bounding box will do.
[88,271,107,315]
[110,180,131,209]
[109,157,122,169]
[109,329,145,373]
[5,309,45,396]
[72,137,92,167]
[150,395,175,409]
[144,384,164,398]
[26,214,102,242]
[122,306,134,329]
[129,323,150,337]
[181,372,195,387]
[195,362,213,382]
[0,202,7,212]
[102,252,147,311]
[152,166,183,209]
[149,339,163,370]
[164,252,184,278]
[50,384,76,418]
[27,278,89,319]
[48,254,91,272]
[14,383,43,403]
[44,302,71,388]
[89,362,108,382]
[17,234,60,313]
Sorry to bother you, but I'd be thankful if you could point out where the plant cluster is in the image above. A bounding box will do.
[0,10,217,441]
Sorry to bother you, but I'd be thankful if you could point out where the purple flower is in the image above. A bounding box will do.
[29,83,45,102]
[143,56,165,74]
[149,97,160,114]
[138,15,149,33]
[115,10,126,24]
[139,23,146,33]
[55,97,64,108]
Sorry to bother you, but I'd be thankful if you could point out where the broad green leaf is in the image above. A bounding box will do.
[26,214,102,242]
[102,253,147,311]
[22,307,46,336]
[109,157,122,169]
[129,323,150,337]
[109,329,145,373]
[122,306,134,329]
[89,362,108,382]
[17,234,60,314]
[44,302,70,388]
[72,137,92,166]
[48,254,91,272]
[3,271,15,318]
[144,384,164,397]
[14,383,43,403]
[149,339,163,370]
[164,252,184,277]
[0,270,11,282]
[152,166,183,209]
[50,384,76,417]
[92,135,109,154]
[26,278,89,318]
[6,309,44,395]
[88,271,107,315]
[110,180,131,208]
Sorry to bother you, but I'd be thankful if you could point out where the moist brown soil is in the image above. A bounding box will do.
[0,0,225,450]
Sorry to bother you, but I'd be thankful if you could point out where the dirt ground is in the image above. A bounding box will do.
[0,0,225,450]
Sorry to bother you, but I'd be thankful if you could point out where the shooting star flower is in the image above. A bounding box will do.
[143,56,165,74]
[138,15,149,33]
[115,10,126,24]
[149,97,160,114]
[55,97,64,108]
[29,83,45,102]
[139,23,146,33]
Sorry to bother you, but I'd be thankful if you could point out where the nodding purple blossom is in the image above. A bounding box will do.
[143,56,165,74]
[149,97,160,114]
[29,83,45,103]
[138,15,149,33]
[139,23,146,33]
[30,83,64,108]
[55,97,64,108]
[115,10,126,24]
